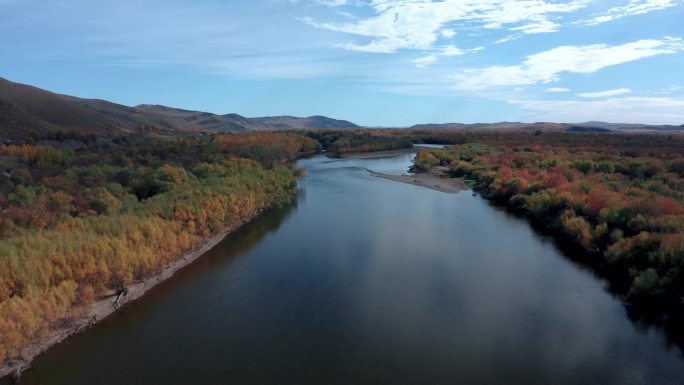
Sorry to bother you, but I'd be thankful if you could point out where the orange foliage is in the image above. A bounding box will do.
[0,136,300,363]
[416,136,684,308]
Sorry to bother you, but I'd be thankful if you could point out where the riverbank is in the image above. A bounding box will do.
[342,147,465,193]
[369,171,466,194]
[0,208,267,380]
[341,148,417,159]
[411,143,684,321]
[368,166,466,194]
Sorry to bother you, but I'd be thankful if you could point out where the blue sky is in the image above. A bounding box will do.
[1,0,683,126]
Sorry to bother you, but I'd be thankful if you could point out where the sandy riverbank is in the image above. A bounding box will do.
[0,208,266,380]
[343,147,465,193]
[369,169,466,194]
[341,148,417,159]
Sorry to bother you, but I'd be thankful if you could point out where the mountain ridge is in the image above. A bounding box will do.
[252,115,359,130]
[2,76,683,141]
[409,121,684,132]
[0,77,361,140]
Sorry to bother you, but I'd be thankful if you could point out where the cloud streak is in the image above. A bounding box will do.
[581,0,677,25]
[305,0,589,53]
[453,38,684,90]
[579,88,632,98]
[512,96,684,124]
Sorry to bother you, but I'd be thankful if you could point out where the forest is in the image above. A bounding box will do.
[0,131,318,363]
[411,131,684,314]
[3,127,684,366]
[305,130,413,155]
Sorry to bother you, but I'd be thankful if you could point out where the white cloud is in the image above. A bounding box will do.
[641,84,684,95]
[410,44,469,68]
[314,0,350,6]
[579,88,631,97]
[510,19,561,34]
[411,55,438,69]
[454,38,684,90]
[547,87,571,92]
[441,45,466,56]
[335,10,357,19]
[441,29,456,38]
[305,0,589,53]
[495,35,521,44]
[511,97,684,124]
[582,0,677,25]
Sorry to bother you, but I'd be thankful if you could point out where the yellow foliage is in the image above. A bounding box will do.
[0,159,297,362]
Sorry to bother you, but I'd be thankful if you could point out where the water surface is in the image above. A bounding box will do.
[18,154,684,385]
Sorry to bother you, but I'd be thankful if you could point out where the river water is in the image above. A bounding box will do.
[17,153,684,385]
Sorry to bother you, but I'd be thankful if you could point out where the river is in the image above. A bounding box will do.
[16,153,684,385]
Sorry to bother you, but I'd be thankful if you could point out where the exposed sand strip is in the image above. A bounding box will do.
[341,148,417,159]
[368,170,466,194]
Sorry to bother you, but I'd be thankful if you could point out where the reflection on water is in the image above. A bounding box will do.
[17,155,684,385]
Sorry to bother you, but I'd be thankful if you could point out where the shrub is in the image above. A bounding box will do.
[561,211,593,250]
[571,159,594,174]
[669,159,684,177]
[414,151,440,172]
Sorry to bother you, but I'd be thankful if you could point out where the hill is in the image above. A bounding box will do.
[252,115,359,130]
[0,77,360,140]
[3,76,680,141]
[410,121,684,133]
[0,77,124,138]
[134,104,272,132]
[0,77,278,140]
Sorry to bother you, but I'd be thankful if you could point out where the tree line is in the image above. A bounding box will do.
[413,136,684,315]
[0,132,309,362]
[3,128,683,363]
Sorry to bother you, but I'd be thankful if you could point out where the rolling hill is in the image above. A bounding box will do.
[2,76,681,141]
[410,121,684,133]
[0,77,360,140]
[252,115,359,130]
[134,104,272,132]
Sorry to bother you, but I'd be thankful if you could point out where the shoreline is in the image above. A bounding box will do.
[340,148,416,159]
[2,148,450,380]
[0,208,267,380]
[368,169,466,194]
